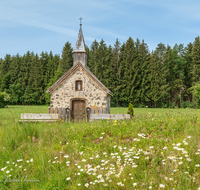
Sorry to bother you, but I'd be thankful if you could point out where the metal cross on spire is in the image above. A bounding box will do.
[79,17,83,26]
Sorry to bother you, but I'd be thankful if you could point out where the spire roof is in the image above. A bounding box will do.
[73,25,86,53]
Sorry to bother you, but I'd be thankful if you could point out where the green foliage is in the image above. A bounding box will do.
[127,103,134,116]
[191,82,200,107]
[0,36,200,107]
[0,92,11,108]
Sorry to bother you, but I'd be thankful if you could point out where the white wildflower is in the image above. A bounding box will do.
[159,184,165,188]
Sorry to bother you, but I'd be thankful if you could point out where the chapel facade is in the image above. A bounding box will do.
[47,23,112,121]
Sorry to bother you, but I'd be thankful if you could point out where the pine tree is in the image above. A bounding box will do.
[19,51,32,104]
[0,55,12,92]
[148,51,161,107]
[119,37,137,106]
[9,54,21,85]
[172,44,187,107]
[184,43,193,101]
[88,40,99,76]
[155,43,169,107]
[60,42,73,73]
[138,40,151,106]
[96,39,110,84]
[110,39,121,107]
[191,36,200,85]
[53,42,73,83]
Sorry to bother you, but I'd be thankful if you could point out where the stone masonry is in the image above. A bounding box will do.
[50,66,111,113]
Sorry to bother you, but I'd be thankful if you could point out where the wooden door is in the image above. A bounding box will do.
[72,100,85,122]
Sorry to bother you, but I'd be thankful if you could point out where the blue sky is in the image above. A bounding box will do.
[0,0,200,59]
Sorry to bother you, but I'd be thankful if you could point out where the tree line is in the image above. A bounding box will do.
[1,36,200,108]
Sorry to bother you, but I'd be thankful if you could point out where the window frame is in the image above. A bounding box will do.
[75,80,83,91]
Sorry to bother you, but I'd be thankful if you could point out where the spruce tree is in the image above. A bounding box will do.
[88,40,99,76]
[191,36,200,85]
[148,51,161,107]
[138,40,151,106]
[184,43,193,102]
[60,42,73,73]
[110,39,121,107]
[119,37,136,106]
[0,54,11,91]
[19,51,32,104]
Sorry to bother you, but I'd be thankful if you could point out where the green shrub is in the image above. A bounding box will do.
[138,102,144,108]
[127,103,134,117]
[182,101,195,108]
[0,92,11,108]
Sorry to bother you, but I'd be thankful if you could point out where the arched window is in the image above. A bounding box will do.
[75,80,82,91]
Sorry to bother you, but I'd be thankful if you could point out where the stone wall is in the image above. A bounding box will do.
[50,67,110,113]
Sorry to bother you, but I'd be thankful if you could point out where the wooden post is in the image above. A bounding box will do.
[86,107,91,122]
[91,107,94,114]
[55,107,58,114]
[66,108,70,122]
[95,107,98,114]
[61,108,64,121]
[63,108,67,121]
[58,108,62,120]
[99,107,102,114]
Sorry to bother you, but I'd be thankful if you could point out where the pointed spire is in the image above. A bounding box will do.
[73,18,86,53]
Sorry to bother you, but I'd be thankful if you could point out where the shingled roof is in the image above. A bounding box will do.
[73,26,86,53]
[46,62,113,96]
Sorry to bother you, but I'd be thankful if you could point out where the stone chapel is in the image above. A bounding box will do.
[47,23,113,121]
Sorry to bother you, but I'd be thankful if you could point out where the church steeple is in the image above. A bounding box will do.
[73,18,87,67]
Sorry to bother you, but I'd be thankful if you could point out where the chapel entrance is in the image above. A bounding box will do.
[72,100,86,122]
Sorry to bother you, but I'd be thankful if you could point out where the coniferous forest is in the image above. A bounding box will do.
[1,36,200,108]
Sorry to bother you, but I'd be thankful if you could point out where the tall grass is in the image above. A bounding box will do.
[0,106,200,189]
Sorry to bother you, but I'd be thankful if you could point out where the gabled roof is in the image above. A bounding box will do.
[73,26,86,53]
[46,62,113,96]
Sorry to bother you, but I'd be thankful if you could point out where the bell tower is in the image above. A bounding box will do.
[73,17,87,67]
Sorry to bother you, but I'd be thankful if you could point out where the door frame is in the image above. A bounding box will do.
[70,98,87,121]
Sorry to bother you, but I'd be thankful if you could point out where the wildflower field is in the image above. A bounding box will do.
[0,106,200,189]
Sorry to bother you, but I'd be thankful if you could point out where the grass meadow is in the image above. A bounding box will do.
[0,106,200,189]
